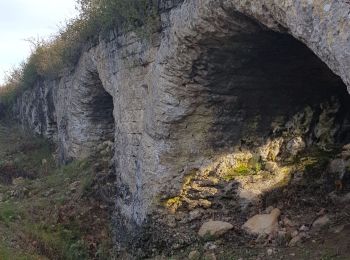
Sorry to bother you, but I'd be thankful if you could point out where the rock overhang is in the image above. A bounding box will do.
[11,0,350,249]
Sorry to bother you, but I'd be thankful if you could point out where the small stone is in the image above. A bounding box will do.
[291,230,299,238]
[242,208,281,235]
[204,242,217,251]
[199,199,212,209]
[316,208,326,216]
[312,215,330,230]
[283,217,294,227]
[292,172,303,184]
[189,209,202,221]
[188,250,200,260]
[172,243,181,249]
[203,253,216,260]
[267,248,274,256]
[324,4,331,12]
[166,216,177,228]
[41,158,48,165]
[330,224,345,234]
[265,206,274,214]
[341,149,350,158]
[339,193,350,203]
[265,162,278,173]
[286,137,305,156]
[289,232,306,247]
[69,181,81,192]
[43,188,55,197]
[329,192,350,204]
[342,143,350,150]
[187,199,212,210]
[299,225,309,232]
[12,177,25,186]
[103,140,113,148]
[329,159,345,175]
[198,220,233,238]
[175,212,186,221]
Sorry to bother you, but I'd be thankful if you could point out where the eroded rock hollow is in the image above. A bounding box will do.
[12,0,350,249]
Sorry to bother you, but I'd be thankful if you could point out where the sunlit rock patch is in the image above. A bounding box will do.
[146,97,350,254]
[163,97,350,213]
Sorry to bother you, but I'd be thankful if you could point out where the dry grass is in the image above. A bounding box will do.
[0,122,113,259]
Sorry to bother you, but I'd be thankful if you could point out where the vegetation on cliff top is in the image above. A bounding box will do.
[0,0,158,110]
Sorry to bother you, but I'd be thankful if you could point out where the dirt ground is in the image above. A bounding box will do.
[1,121,350,260]
[0,122,113,259]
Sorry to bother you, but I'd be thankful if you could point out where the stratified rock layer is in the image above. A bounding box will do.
[12,0,350,245]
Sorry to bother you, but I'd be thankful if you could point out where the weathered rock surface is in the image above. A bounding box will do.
[188,250,201,260]
[242,208,281,235]
[288,232,307,247]
[10,0,350,248]
[312,215,330,229]
[198,220,233,238]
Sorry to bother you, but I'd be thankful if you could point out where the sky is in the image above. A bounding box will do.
[0,0,78,84]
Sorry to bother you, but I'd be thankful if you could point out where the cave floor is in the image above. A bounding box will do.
[155,154,350,260]
[164,185,350,260]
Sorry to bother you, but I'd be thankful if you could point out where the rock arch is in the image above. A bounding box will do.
[119,0,350,240]
[57,54,115,162]
[14,0,350,248]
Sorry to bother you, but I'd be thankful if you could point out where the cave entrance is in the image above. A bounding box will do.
[195,31,350,151]
[75,70,115,160]
[164,19,350,215]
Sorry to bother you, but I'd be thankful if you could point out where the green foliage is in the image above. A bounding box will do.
[78,0,158,34]
[25,223,89,260]
[0,123,113,259]
[223,159,262,181]
[0,202,24,226]
[165,196,182,209]
[0,245,39,260]
[233,164,251,175]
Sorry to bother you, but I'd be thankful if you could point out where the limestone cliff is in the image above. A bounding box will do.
[12,0,350,248]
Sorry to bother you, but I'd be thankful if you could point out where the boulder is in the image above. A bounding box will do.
[203,253,217,260]
[283,217,295,227]
[330,224,345,234]
[312,215,330,230]
[189,209,202,221]
[242,208,281,235]
[265,162,278,173]
[286,136,305,156]
[289,232,306,247]
[198,220,233,238]
[188,250,201,260]
[343,143,350,150]
[329,159,346,175]
[329,192,350,204]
